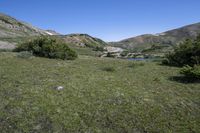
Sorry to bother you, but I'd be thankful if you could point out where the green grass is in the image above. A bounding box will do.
[0,52,199,132]
[0,36,33,44]
[68,44,102,57]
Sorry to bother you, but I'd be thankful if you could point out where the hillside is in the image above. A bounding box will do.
[0,13,52,38]
[111,22,200,52]
[54,34,108,57]
[0,13,57,49]
[61,34,107,48]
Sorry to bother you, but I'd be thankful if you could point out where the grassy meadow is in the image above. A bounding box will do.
[0,52,200,132]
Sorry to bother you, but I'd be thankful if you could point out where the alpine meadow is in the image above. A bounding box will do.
[0,0,200,132]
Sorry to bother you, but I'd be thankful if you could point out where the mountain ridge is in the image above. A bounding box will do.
[1,12,200,52]
[110,22,200,51]
[0,13,107,49]
[0,13,50,38]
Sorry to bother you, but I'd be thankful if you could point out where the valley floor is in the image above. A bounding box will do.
[0,52,199,132]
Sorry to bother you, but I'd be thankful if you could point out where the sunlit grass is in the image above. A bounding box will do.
[0,52,199,132]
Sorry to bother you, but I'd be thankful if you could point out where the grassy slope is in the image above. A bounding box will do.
[61,34,107,49]
[0,52,199,132]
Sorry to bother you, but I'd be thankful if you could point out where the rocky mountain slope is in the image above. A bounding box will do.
[111,22,200,51]
[0,13,52,38]
[0,13,57,49]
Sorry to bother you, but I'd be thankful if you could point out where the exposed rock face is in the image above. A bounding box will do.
[104,46,124,53]
[100,46,124,58]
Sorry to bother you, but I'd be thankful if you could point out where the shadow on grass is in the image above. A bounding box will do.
[158,62,180,68]
[169,76,200,84]
[101,66,116,72]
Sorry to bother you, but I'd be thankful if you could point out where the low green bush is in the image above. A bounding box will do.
[120,51,129,57]
[93,46,104,52]
[163,35,200,66]
[180,65,200,80]
[106,52,115,58]
[162,58,170,65]
[14,36,77,60]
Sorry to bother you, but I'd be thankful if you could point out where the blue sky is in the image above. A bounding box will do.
[0,0,200,41]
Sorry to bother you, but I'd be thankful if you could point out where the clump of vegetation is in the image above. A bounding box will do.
[14,36,78,60]
[163,35,200,66]
[93,46,104,52]
[106,52,116,58]
[162,58,170,65]
[120,50,129,57]
[102,66,116,72]
[162,35,200,80]
[180,65,200,80]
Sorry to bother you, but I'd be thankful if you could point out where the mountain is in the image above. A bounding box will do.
[0,13,59,49]
[110,22,200,52]
[0,13,107,49]
[0,13,53,38]
[61,34,107,48]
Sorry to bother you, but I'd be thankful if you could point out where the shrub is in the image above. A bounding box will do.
[14,36,77,60]
[106,52,115,58]
[162,58,170,65]
[120,51,129,57]
[180,65,200,79]
[93,46,104,52]
[163,35,200,66]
